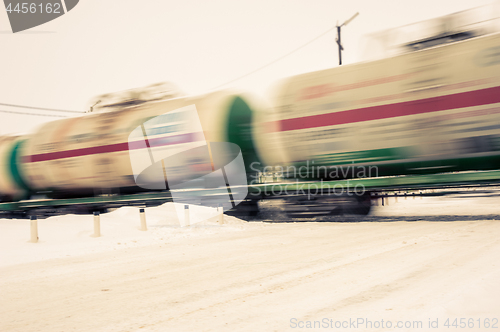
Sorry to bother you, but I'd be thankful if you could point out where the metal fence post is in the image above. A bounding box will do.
[140,208,147,231]
[30,215,38,243]
[184,205,190,226]
[93,211,101,237]
[218,204,224,224]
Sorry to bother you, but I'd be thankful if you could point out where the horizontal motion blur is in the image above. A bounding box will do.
[1,5,500,218]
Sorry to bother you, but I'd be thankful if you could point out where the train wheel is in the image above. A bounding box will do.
[284,192,372,218]
[284,195,335,218]
[225,199,260,218]
[334,192,372,216]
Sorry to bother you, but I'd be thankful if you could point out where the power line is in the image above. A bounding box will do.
[211,25,338,90]
[2,26,340,111]
[0,102,82,113]
[0,109,69,118]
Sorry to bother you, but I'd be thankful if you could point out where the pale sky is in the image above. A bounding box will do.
[0,0,495,135]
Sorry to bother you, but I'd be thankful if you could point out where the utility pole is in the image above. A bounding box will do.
[88,100,101,113]
[336,12,359,65]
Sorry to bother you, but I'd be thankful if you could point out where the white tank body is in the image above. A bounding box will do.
[255,32,500,176]
[15,90,259,196]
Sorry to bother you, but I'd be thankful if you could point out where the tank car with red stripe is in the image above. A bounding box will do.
[255,9,500,181]
[0,89,261,202]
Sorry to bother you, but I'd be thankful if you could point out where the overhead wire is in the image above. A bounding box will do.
[2,25,338,113]
[0,102,82,113]
[0,109,69,118]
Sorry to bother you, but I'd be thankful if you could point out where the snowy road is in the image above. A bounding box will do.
[2,214,500,331]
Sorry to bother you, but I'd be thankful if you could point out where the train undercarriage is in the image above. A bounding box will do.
[2,169,500,219]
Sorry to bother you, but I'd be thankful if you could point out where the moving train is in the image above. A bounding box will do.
[1,7,500,216]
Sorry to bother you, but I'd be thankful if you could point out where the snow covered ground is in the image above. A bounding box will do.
[0,203,245,267]
[1,193,500,331]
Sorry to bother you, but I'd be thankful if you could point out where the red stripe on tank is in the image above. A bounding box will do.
[24,132,203,163]
[278,86,500,132]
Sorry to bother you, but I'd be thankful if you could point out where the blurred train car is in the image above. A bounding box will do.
[0,85,261,202]
[256,7,500,180]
